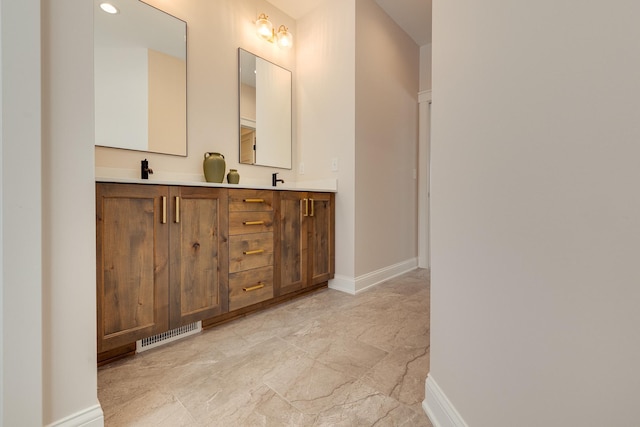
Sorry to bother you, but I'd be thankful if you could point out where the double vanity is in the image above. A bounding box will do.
[93,0,317,364]
[96,179,335,364]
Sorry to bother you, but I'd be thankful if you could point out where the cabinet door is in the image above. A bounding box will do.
[308,192,335,285]
[275,191,308,295]
[96,183,169,353]
[169,187,228,328]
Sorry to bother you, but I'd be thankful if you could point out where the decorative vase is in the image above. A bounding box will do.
[203,152,225,183]
[227,169,240,184]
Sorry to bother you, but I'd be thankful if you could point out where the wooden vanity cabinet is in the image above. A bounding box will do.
[168,186,229,327]
[307,192,335,286]
[97,182,334,361]
[96,183,228,353]
[274,191,335,296]
[96,184,169,353]
[228,189,275,311]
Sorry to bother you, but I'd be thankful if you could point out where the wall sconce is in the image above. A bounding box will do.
[256,13,293,49]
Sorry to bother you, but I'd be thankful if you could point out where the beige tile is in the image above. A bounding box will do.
[403,409,435,427]
[168,337,305,406]
[102,386,198,426]
[179,383,286,426]
[283,322,388,377]
[264,354,358,414]
[312,379,421,426]
[98,269,433,427]
[362,344,430,411]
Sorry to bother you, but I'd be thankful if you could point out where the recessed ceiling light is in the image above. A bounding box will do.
[99,3,119,14]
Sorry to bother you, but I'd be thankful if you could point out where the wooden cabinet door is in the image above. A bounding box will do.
[275,191,308,296]
[308,192,335,285]
[169,186,228,328]
[96,183,169,353]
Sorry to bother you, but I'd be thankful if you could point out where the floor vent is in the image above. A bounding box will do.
[136,321,202,353]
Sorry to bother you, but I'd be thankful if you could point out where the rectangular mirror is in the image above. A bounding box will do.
[239,49,292,169]
[94,0,187,156]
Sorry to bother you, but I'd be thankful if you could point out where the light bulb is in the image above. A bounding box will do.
[256,13,273,41]
[99,2,119,14]
[276,26,293,48]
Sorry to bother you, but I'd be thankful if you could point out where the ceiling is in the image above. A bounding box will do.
[265,0,432,46]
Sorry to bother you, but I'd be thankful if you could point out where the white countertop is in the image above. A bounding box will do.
[96,176,338,193]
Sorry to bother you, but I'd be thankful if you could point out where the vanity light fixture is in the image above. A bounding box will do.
[99,2,119,14]
[255,13,293,49]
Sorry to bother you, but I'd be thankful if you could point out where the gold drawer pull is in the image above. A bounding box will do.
[243,249,265,255]
[243,198,265,203]
[162,196,167,224]
[243,283,265,292]
[243,220,265,226]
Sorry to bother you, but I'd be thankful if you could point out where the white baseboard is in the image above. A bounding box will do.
[355,258,417,293]
[46,404,104,427]
[328,258,418,295]
[328,274,357,294]
[423,375,468,427]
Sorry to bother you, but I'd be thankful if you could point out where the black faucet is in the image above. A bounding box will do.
[272,172,284,187]
[141,159,154,179]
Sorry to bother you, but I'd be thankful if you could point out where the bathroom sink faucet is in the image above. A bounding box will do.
[272,172,284,187]
[141,159,154,179]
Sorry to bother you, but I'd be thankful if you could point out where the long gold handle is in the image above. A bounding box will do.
[310,199,315,217]
[303,198,309,217]
[162,196,167,224]
[243,249,265,255]
[243,220,265,226]
[243,198,265,203]
[175,197,180,223]
[243,283,265,292]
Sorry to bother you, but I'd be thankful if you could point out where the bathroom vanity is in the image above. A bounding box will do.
[96,180,335,364]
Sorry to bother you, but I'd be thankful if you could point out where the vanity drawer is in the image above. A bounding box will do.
[229,189,273,212]
[229,266,274,311]
[229,211,273,235]
[229,232,274,273]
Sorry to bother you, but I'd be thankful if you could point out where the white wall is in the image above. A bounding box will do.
[42,0,103,425]
[354,0,419,277]
[95,0,297,185]
[419,43,431,91]
[297,0,357,281]
[297,0,418,290]
[428,1,640,426]
[1,0,44,425]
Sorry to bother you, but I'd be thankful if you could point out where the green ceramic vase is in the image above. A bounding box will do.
[227,169,240,184]
[203,152,225,183]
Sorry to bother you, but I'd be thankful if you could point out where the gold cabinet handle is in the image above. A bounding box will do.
[243,198,265,203]
[303,198,309,217]
[175,196,180,223]
[162,196,167,224]
[310,198,315,217]
[243,283,265,292]
[243,249,265,255]
[243,220,265,226]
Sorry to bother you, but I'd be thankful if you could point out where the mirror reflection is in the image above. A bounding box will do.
[239,49,292,169]
[94,0,187,156]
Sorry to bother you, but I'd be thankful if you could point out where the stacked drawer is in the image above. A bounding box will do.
[228,189,274,310]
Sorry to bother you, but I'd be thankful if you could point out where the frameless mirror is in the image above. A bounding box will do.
[94,0,187,156]
[239,49,292,169]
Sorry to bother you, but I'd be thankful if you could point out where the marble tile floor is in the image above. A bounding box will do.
[98,268,432,426]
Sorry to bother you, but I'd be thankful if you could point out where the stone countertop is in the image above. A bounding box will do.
[95,176,338,193]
